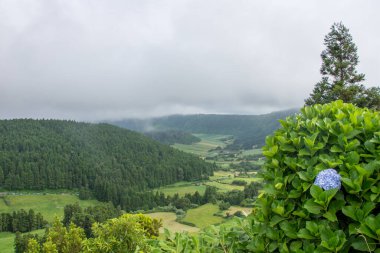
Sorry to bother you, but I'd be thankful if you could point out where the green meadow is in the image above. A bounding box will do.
[155,181,206,196]
[0,194,100,222]
[146,212,199,234]
[172,134,232,157]
[182,203,224,229]
[0,194,100,253]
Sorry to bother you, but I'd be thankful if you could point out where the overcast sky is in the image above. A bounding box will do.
[1,0,379,121]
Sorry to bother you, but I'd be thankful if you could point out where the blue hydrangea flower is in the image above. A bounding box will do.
[314,168,341,190]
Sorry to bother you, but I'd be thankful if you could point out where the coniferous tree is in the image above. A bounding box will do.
[305,22,380,109]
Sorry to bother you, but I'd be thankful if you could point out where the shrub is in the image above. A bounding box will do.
[218,201,231,211]
[248,101,380,252]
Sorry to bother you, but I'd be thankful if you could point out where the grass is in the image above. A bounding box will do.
[0,194,100,222]
[146,212,199,234]
[222,177,263,184]
[155,182,206,197]
[156,170,263,197]
[173,134,232,157]
[182,203,224,229]
[0,194,100,253]
[0,229,45,253]
[204,181,245,192]
[241,148,262,156]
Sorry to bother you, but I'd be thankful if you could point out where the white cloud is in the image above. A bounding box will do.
[0,0,379,120]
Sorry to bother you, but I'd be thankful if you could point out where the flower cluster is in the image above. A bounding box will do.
[314,168,341,190]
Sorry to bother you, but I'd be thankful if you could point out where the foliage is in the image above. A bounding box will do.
[82,214,161,253]
[62,203,122,237]
[231,180,247,186]
[15,232,42,253]
[144,130,201,145]
[149,217,251,252]
[21,214,161,253]
[0,209,46,233]
[251,101,380,252]
[305,22,380,109]
[0,119,214,210]
[218,201,231,211]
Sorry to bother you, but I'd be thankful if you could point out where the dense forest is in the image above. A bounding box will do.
[110,109,298,149]
[0,119,215,210]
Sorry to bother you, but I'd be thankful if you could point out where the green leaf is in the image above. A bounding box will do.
[304,199,323,214]
[269,215,286,227]
[330,145,343,152]
[297,228,316,239]
[310,185,323,200]
[263,145,278,157]
[351,236,377,252]
[346,151,360,164]
[279,221,298,239]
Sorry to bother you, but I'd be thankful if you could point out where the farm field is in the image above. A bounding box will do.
[0,194,100,222]
[173,134,232,157]
[146,212,199,233]
[155,181,206,196]
[204,181,244,192]
[155,170,262,197]
[182,203,224,229]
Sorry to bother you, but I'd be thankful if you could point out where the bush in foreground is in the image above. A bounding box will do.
[250,101,380,252]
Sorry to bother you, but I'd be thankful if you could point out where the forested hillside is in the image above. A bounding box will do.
[111,109,298,149]
[0,119,214,209]
[144,130,201,145]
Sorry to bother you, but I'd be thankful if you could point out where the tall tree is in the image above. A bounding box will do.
[305,22,380,109]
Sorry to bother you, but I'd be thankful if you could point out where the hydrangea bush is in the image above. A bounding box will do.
[249,101,380,252]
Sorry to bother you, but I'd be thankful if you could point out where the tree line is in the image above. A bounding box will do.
[0,209,46,233]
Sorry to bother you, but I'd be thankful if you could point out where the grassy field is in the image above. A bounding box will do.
[204,181,245,192]
[0,194,100,253]
[182,203,224,229]
[146,212,199,233]
[0,229,45,253]
[241,148,263,156]
[155,182,206,196]
[173,134,232,157]
[0,194,100,222]
[155,169,262,197]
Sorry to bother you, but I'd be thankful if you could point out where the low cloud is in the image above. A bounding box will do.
[1,0,379,120]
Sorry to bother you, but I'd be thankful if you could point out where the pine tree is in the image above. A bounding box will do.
[305,22,380,109]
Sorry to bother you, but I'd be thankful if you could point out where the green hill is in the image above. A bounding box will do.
[144,130,201,145]
[0,119,214,210]
[111,109,298,149]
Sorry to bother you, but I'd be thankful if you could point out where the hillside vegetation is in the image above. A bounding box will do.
[0,119,214,210]
[144,130,201,145]
[111,109,298,149]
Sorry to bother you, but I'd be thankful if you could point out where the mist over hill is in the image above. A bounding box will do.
[110,109,298,149]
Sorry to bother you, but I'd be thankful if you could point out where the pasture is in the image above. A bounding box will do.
[155,181,206,196]
[0,194,100,222]
[173,134,232,157]
[182,203,224,229]
[0,229,45,253]
[146,212,199,233]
